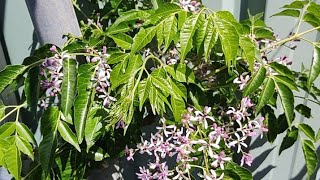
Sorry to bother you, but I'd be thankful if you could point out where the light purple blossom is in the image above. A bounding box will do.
[233,74,250,90]
[179,0,201,12]
[241,153,253,166]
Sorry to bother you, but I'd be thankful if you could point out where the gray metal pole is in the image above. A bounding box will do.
[25,0,81,47]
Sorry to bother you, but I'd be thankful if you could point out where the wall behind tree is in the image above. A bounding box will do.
[0,0,319,179]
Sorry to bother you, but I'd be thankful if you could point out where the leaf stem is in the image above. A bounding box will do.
[260,26,320,52]
[0,102,26,122]
[294,95,320,106]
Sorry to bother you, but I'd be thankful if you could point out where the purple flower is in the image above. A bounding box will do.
[136,166,153,180]
[211,151,232,170]
[125,146,135,161]
[233,74,250,90]
[241,153,253,166]
[228,132,248,153]
[115,120,126,129]
[50,45,57,52]
[179,0,201,12]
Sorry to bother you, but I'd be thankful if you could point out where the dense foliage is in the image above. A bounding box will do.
[0,0,320,179]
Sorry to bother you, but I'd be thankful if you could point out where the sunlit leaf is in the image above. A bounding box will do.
[180,13,204,61]
[298,123,316,142]
[5,145,21,180]
[272,9,300,17]
[58,121,81,152]
[307,45,320,89]
[61,59,77,124]
[74,64,96,143]
[243,66,266,96]
[302,140,318,178]
[15,135,34,160]
[0,65,27,93]
[256,78,275,113]
[275,82,294,127]
[85,108,103,152]
[239,36,256,71]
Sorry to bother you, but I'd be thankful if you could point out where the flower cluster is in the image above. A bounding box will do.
[126,99,268,180]
[86,46,116,107]
[39,45,66,108]
[178,0,201,12]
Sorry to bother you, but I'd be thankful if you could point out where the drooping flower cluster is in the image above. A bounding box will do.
[126,99,268,180]
[86,46,116,107]
[39,45,66,108]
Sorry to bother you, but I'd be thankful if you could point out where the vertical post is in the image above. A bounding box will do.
[25,0,81,47]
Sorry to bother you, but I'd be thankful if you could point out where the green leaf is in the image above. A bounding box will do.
[165,64,195,83]
[295,104,311,118]
[107,53,128,64]
[0,100,4,120]
[24,67,40,116]
[178,10,188,30]
[138,77,152,111]
[316,128,320,141]
[156,22,164,50]
[275,82,294,127]
[272,9,300,17]
[61,59,77,124]
[256,78,275,113]
[130,27,157,57]
[269,62,294,80]
[307,45,320,89]
[303,13,320,28]
[0,65,27,93]
[150,75,171,94]
[171,95,185,121]
[214,11,242,67]
[163,15,178,51]
[277,114,288,134]
[85,108,103,152]
[151,0,163,9]
[262,106,278,143]
[273,75,298,91]
[5,145,21,180]
[180,13,204,61]
[302,140,318,178]
[15,136,34,160]
[106,22,132,35]
[169,79,187,100]
[39,106,60,178]
[226,161,253,180]
[279,127,298,155]
[108,34,133,50]
[148,3,182,24]
[243,66,266,96]
[189,91,202,111]
[16,122,36,146]
[74,64,96,143]
[239,36,256,71]
[39,133,57,178]
[299,123,316,142]
[113,10,150,26]
[203,20,218,60]
[283,1,307,9]
[304,2,320,28]
[110,55,143,89]
[195,18,209,53]
[58,121,81,152]
[0,122,16,138]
